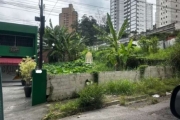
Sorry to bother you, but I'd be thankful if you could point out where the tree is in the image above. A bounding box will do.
[95,13,128,70]
[138,36,150,54]
[138,36,159,54]
[72,15,101,46]
[44,20,86,62]
[149,36,159,53]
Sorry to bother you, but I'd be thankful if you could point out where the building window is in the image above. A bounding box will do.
[0,34,14,46]
[0,34,33,47]
[16,36,33,47]
[176,15,178,18]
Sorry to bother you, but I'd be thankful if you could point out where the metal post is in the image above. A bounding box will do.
[39,0,45,69]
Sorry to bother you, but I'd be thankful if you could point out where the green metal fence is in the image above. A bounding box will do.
[0,68,4,120]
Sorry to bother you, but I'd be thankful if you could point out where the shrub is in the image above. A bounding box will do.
[105,80,135,95]
[18,56,36,85]
[78,84,105,109]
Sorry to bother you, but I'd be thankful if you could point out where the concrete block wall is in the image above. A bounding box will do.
[98,70,139,84]
[144,66,174,79]
[47,73,93,101]
[47,66,174,101]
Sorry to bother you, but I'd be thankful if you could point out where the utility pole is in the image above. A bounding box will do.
[35,0,45,69]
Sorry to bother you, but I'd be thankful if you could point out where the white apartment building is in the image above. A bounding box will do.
[110,0,124,31]
[110,0,153,33]
[156,0,180,29]
[146,3,153,30]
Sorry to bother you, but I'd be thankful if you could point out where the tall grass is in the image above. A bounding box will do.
[104,80,135,95]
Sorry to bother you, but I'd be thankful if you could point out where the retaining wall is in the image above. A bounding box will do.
[47,66,174,101]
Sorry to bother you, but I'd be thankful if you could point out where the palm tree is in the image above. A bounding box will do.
[95,13,128,70]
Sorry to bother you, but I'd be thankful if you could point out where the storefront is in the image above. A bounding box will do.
[0,22,38,81]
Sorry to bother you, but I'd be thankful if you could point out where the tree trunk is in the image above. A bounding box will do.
[115,56,121,71]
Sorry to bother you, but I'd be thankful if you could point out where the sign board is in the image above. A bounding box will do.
[9,46,19,53]
[0,68,4,120]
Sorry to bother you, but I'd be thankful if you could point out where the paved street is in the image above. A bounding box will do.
[3,83,48,120]
[60,100,179,120]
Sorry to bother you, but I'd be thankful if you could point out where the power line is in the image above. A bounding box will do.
[47,0,58,20]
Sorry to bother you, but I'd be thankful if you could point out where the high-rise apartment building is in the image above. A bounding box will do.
[156,0,180,29]
[110,0,153,33]
[59,4,78,32]
[146,3,153,30]
[110,0,124,31]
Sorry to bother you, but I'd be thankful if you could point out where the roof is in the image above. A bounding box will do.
[0,22,38,34]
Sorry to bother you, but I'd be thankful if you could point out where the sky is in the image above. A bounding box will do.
[0,0,156,27]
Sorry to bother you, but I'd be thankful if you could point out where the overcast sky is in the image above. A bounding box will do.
[0,0,156,27]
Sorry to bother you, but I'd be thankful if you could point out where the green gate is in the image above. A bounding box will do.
[32,69,47,106]
[0,68,4,120]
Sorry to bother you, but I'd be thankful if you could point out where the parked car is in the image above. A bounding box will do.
[170,85,180,119]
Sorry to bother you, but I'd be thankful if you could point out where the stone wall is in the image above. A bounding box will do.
[47,66,175,101]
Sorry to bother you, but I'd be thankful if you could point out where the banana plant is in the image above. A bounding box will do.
[119,39,134,70]
[95,13,128,70]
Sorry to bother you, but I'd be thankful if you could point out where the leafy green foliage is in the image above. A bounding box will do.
[138,36,150,53]
[95,13,128,70]
[168,43,180,70]
[78,84,105,108]
[43,59,93,74]
[138,36,159,54]
[119,39,134,69]
[44,20,86,62]
[73,15,100,46]
[149,36,159,53]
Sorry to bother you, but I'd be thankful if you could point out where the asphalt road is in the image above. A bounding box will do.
[60,100,179,120]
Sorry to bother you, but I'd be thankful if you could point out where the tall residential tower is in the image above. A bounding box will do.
[110,0,153,33]
[59,4,78,33]
[156,0,180,29]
